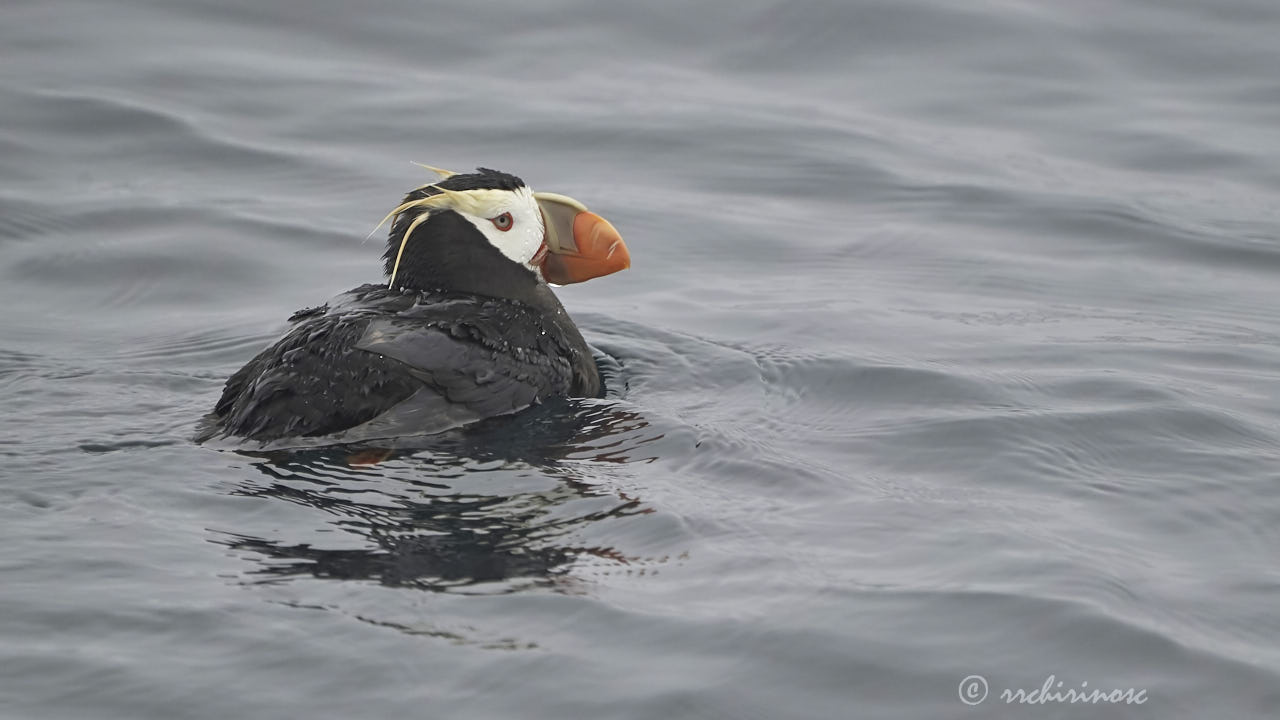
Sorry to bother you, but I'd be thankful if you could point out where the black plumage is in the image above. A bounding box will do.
[196,169,603,447]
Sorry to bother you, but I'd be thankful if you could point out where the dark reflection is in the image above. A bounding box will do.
[213,397,663,595]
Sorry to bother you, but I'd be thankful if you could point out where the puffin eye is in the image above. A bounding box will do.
[490,212,513,231]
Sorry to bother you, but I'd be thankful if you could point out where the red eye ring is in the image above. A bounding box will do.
[490,212,513,232]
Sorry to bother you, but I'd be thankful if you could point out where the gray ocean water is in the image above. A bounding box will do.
[3,1,1279,718]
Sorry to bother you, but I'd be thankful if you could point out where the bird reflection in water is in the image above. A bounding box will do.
[214,398,664,595]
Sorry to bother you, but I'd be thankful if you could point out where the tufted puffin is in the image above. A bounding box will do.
[196,166,630,448]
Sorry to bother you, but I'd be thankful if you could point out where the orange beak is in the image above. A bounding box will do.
[534,192,631,285]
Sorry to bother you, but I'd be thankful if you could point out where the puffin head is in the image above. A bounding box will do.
[379,166,630,299]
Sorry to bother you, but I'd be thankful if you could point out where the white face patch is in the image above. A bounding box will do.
[449,186,545,270]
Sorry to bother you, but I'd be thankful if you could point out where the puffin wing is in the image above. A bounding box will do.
[355,314,575,422]
[203,311,422,442]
